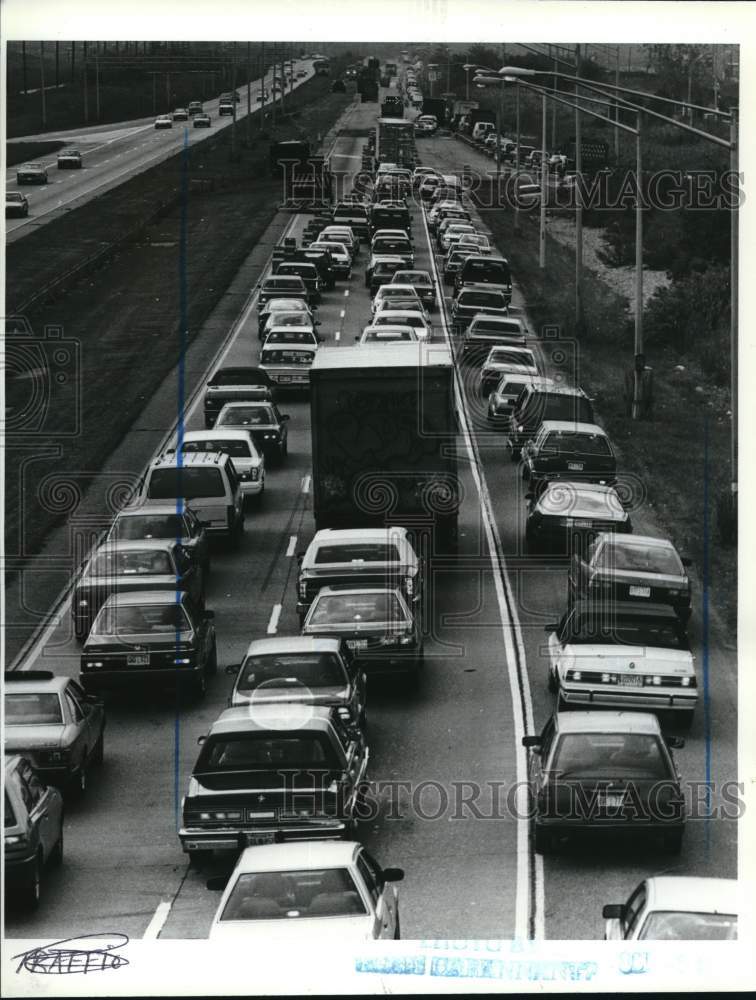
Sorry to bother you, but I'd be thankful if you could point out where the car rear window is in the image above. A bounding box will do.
[220,868,366,921]
[489,349,534,366]
[308,592,405,626]
[148,467,226,500]
[92,602,191,636]
[474,320,521,335]
[551,733,669,780]
[541,431,611,456]
[461,292,507,308]
[5,693,63,725]
[90,549,173,576]
[315,543,401,563]
[197,734,338,772]
[209,370,265,386]
[237,653,347,691]
[268,313,310,327]
[182,439,252,459]
[461,259,511,284]
[218,406,275,427]
[113,513,186,540]
[597,542,684,576]
[266,278,304,289]
[568,612,688,651]
[538,487,624,519]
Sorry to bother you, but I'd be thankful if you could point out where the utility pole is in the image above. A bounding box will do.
[231,44,238,161]
[632,112,644,419]
[514,83,521,233]
[71,41,75,83]
[22,41,27,94]
[83,57,89,123]
[246,41,252,145]
[95,50,100,121]
[539,91,547,268]
[55,41,59,88]
[260,41,266,129]
[614,45,620,160]
[40,42,47,127]
[574,43,584,335]
[551,44,557,151]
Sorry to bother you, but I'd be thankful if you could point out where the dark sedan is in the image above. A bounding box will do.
[302,585,423,684]
[80,590,217,699]
[6,191,29,217]
[523,710,686,854]
[568,533,692,623]
[107,503,211,576]
[522,420,617,494]
[215,401,290,462]
[72,539,205,640]
[525,481,631,556]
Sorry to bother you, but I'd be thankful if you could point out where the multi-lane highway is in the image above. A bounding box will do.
[5,59,314,243]
[4,78,738,942]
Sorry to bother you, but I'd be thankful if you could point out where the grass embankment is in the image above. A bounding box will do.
[474,182,735,635]
[6,141,67,166]
[5,82,352,569]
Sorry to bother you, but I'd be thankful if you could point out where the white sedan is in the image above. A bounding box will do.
[154,115,173,129]
[603,876,738,940]
[208,841,404,941]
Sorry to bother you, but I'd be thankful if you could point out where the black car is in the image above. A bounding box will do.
[204,366,276,427]
[568,533,692,622]
[80,590,217,699]
[365,255,407,296]
[257,275,309,307]
[107,503,211,576]
[215,400,290,462]
[179,704,369,863]
[522,421,617,494]
[507,385,595,458]
[72,539,205,640]
[525,481,631,556]
[523,711,686,854]
[274,261,321,304]
[6,191,29,217]
[454,255,512,299]
[257,299,317,338]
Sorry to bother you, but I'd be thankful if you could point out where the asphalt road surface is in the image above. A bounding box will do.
[5,60,314,243]
[5,90,737,942]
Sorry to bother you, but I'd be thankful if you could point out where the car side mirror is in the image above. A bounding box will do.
[602,903,625,920]
[355,335,361,342]
[681,557,692,567]
[280,414,290,421]
[522,735,541,749]
[544,623,558,633]
[315,320,321,326]
[524,492,534,501]
[665,735,685,750]
[206,876,228,891]
[296,551,305,563]
[197,734,206,745]
[204,610,215,620]
[382,867,404,883]
[225,663,239,675]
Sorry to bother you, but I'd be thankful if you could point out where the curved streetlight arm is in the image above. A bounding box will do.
[509,76,638,136]
[500,65,731,119]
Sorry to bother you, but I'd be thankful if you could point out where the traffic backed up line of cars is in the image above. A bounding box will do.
[420,156,716,911]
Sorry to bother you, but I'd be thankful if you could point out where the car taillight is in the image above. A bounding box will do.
[404,575,414,596]
[250,468,260,481]
[299,579,308,600]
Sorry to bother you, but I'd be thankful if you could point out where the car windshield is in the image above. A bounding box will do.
[5,693,63,726]
[376,314,422,327]
[551,732,669,779]
[218,406,275,427]
[261,349,314,364]
[265,330,315,344]
[266,279,303,290]
[396,272,430,285]
[112,514,188,540]
[265,300,306,313]
[89,549,173,576]
[540,432,610,456]
[183,439,252,459]
[147,467,225,500]
[315,543,401,564]
[92,603,191,636]
[567,613,688,650]
[308,592,406,626]
[237,653,347,692]
[639,911,737,941]
[197,734,339,772]
[597,542,684,576]
[220,868,367,921]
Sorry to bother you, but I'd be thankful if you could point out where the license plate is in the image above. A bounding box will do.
[347,639,368,651]
[599,794,625,809]
[278,375,292,382]
[565,518,593,529]
[620,675,644,687]
[568,462,584,471]
[243,832,276,846]
[629,585,651,598]
[127,654,149,666]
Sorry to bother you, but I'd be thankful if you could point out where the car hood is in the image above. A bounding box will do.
[559,645,694,674]
[4,726,65,751]
[209,915,375,943]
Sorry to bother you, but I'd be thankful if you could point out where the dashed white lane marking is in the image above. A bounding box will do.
[335,331,341,342]
[301,475,311,494]
[143,900,172,940]
[339,309,345,319]
[267,603,283,634]
[343,289,349,297]
[286,535,298,558]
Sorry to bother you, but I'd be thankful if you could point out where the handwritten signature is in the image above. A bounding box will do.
[12,933,130,975]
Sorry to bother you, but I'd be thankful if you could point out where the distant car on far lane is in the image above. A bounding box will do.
[57,148,83,169]
[16,162,48,184]
[172,108,189,121]
[6,191,29,217]
[188,101,204,115]
[154,114,173,129]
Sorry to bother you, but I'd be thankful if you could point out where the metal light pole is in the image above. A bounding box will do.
[729,106,738,521]
[539,91,547,268]
[495,85,502,182]
[39,42,47,127]
[614,45,620,160]
[246,41,252,145]
[574,43,583,334]
[465,64,470,100]
[514,83,521,233]
[633,111,644,419]
[95,50,100,121]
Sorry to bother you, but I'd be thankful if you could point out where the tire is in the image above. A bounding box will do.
[92,732,104,766]
[22,853,43,911]
[662,828,683,854]
[188,849,212,868]
[207,642,218,676]
[547,669,557,695]
[534,825,552,855]
[192,669,207,701]
[394,913,401,940]
[70,761,87,799]
[51,825,64,867]
[358,708,368,730]
[677,709,695,731]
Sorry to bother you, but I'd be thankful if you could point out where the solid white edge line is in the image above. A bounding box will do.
[422,205,543,941]
[267,603,283,634]
[142,899,172,940]
[286,535,298,558]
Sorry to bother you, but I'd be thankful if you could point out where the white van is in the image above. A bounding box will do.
[140,452,244,538]
[472,121,495,142]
